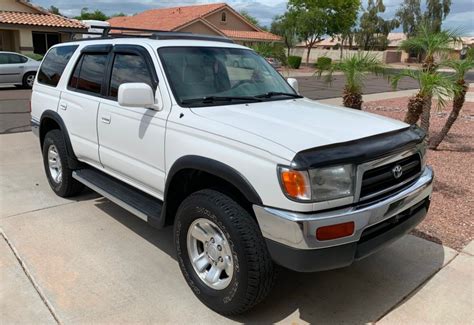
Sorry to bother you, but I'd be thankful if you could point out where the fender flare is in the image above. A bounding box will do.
[40,110,79,168]
[165,155,263,205]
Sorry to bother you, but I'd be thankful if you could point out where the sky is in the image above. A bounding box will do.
[32,0,474,35]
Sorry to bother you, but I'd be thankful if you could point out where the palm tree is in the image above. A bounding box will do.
[429,58,474,149]
[398,24,460,124]
[316,52,385,109]
[391,69,459,134]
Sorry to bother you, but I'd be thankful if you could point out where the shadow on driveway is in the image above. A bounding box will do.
[95,198,448,324]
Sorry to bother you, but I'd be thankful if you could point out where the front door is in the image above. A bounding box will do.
[97,45,168,198]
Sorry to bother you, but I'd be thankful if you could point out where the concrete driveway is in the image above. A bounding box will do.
[1,131,472,324]
[0,85,31,134]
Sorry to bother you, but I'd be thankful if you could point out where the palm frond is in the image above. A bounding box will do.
[399,23,461,59]
[440,58,474,81]
[316,51,385,93]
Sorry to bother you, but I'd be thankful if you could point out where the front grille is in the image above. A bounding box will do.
[360,154,421,200]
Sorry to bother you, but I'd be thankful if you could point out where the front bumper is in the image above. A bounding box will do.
[253,166,434,272]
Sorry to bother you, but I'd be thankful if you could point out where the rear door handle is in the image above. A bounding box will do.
[101,116,111,124]
[59,103,67,110]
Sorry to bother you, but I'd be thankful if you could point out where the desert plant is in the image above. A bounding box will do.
[288,55,302,69]
[317,52,385,109]
[391,69,459,133]
[399,24,460,72]
[429,58,474,149]
[398,24,460,125]
[315,56,332,69]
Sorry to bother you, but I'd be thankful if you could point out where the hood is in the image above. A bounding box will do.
[190,98,408,155]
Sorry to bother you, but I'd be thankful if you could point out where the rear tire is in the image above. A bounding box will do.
[22,72,36,88]
[174,189,275,315]
[42,130,83,197]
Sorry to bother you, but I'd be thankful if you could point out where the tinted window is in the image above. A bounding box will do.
[38,46,78,87]
[0,54,8,64]
[0,53,27,64]
[109,53,153,99]
[69,53,108,95]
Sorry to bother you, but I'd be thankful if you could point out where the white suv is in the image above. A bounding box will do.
[31,33,433,315]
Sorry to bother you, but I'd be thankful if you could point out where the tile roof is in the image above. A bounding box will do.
[108,3,227,31]
[221,29,281,41]
[108,3,281,42]
[0,11,86,29]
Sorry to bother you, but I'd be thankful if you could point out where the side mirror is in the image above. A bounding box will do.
[118,83,157,109]
[287,78,299,93]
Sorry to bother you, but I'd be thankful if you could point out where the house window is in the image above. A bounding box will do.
[32,32,61,55]
[221,12,226,22]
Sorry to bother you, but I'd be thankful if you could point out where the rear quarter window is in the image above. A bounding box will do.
[37,45,78,87]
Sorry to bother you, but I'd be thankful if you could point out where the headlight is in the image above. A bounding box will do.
[309,164,354,202]
[278,164,354,202]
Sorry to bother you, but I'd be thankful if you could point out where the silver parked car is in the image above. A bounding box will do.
[0,51,41,88]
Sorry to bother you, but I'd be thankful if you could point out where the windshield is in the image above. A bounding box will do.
[158,47,298,107]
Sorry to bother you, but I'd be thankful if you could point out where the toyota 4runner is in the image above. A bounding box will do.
[31,31,433,315]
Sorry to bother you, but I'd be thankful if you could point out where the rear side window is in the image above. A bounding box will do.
[0,54,28,64]
[37,45,78,87]
[68,53,108,95]
[109,53,153,99]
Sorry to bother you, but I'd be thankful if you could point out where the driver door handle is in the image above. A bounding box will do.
[101,116,111,124]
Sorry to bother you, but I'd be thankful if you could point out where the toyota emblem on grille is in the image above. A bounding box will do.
[392,165,403,179]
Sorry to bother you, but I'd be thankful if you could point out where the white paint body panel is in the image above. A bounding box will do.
[31,38,410,212]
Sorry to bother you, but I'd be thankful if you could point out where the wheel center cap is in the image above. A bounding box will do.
[207,245,219,261]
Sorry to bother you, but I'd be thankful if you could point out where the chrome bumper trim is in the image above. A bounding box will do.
[253,166,434,250]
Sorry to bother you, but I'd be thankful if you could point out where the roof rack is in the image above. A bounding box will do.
[63,25,234,44]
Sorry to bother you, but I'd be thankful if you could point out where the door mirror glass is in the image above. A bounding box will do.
[118,83,155,108]
[287,78,299,93]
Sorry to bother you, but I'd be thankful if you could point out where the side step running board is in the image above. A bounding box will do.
[73,168,163,226]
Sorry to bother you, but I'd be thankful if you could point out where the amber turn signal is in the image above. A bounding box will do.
[279,168,311,200]
[316,222,355,241]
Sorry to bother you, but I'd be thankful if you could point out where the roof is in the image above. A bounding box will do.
[108,3,227,31]
[221,29,281,41]
[0,11,86,29]
[107,3,280,42]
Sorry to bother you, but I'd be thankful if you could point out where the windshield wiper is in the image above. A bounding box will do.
[181,96,262,105]
[255,92,303,99]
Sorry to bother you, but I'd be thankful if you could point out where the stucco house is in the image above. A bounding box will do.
[0,0,86,55]
[107,3,280,45]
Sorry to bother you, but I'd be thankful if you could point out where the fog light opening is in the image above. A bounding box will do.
[316,222,355,241]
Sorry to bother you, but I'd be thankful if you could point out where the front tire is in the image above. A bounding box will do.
[42,130,83,197]
[174,189,275,315]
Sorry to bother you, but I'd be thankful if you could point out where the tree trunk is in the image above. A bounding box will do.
[429,81,467,150]
[342,87,363,109]
[404,93,424,124]
[306,45,312,66]
[420,94,432,134]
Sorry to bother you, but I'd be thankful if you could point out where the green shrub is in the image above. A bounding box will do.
[287,56,302,69]
[251,43,287,66]
[315,57,332,69]
[25,53,43,61]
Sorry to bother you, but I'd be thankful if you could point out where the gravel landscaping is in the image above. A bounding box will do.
[363,93,474,250]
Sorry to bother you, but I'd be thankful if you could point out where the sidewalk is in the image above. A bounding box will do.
[1,131,472,324]
[378,242,474,324]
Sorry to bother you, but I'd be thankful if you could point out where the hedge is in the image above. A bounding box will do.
[315,57,332,69]
[287,56,302,69]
